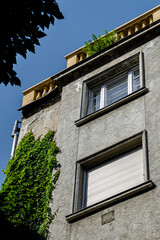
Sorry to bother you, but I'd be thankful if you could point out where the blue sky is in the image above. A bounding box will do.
[0,0,159,187]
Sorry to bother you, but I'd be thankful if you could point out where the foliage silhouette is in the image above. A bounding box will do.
[0,208,45,240]
[0,0,64,86]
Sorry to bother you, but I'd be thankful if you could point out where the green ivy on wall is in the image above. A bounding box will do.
[83,29,121,57]
[0,131,60,239]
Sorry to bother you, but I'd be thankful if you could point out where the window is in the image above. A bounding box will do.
[87,66,140,115]
[76,52,148,127]
[66,132,153,223]
[83,145,143,208]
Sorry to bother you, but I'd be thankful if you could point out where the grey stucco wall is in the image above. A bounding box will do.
[19,35,160,240]
[19,99,61,141]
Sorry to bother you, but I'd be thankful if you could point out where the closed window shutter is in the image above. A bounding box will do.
[86,146,144,207]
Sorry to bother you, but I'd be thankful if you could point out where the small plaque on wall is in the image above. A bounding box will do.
[101,210,115,225]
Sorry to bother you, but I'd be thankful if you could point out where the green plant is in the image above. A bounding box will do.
[0,131,60,239]
[83,29,121,57]
[1,0,64,86]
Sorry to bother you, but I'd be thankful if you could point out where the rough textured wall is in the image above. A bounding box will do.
[49,36,160,240]
[19,35,160,240]
[19,99,61,141]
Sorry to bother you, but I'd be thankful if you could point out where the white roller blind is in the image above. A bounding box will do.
[86,146,144,207]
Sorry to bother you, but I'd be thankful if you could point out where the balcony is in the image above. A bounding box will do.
[21,5,160,107]
[65,5,160,68]
[22,77,56,107]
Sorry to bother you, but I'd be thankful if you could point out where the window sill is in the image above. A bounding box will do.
[66,180,154,223]
[75,87,148,127]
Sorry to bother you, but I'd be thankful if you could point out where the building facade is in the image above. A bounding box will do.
[18,6,160,240]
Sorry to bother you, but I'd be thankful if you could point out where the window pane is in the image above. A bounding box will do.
[85,146,143,207]
[93,89,100,112]
[106,75,128,106]
[86,65,140,116]
[133,68,140,91]
[87,87,101,114]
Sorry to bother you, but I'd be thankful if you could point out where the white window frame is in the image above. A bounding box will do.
[79,52,146,123]
[87,65,140,115]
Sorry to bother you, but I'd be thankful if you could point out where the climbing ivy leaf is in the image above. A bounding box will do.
[0,131,60,239]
